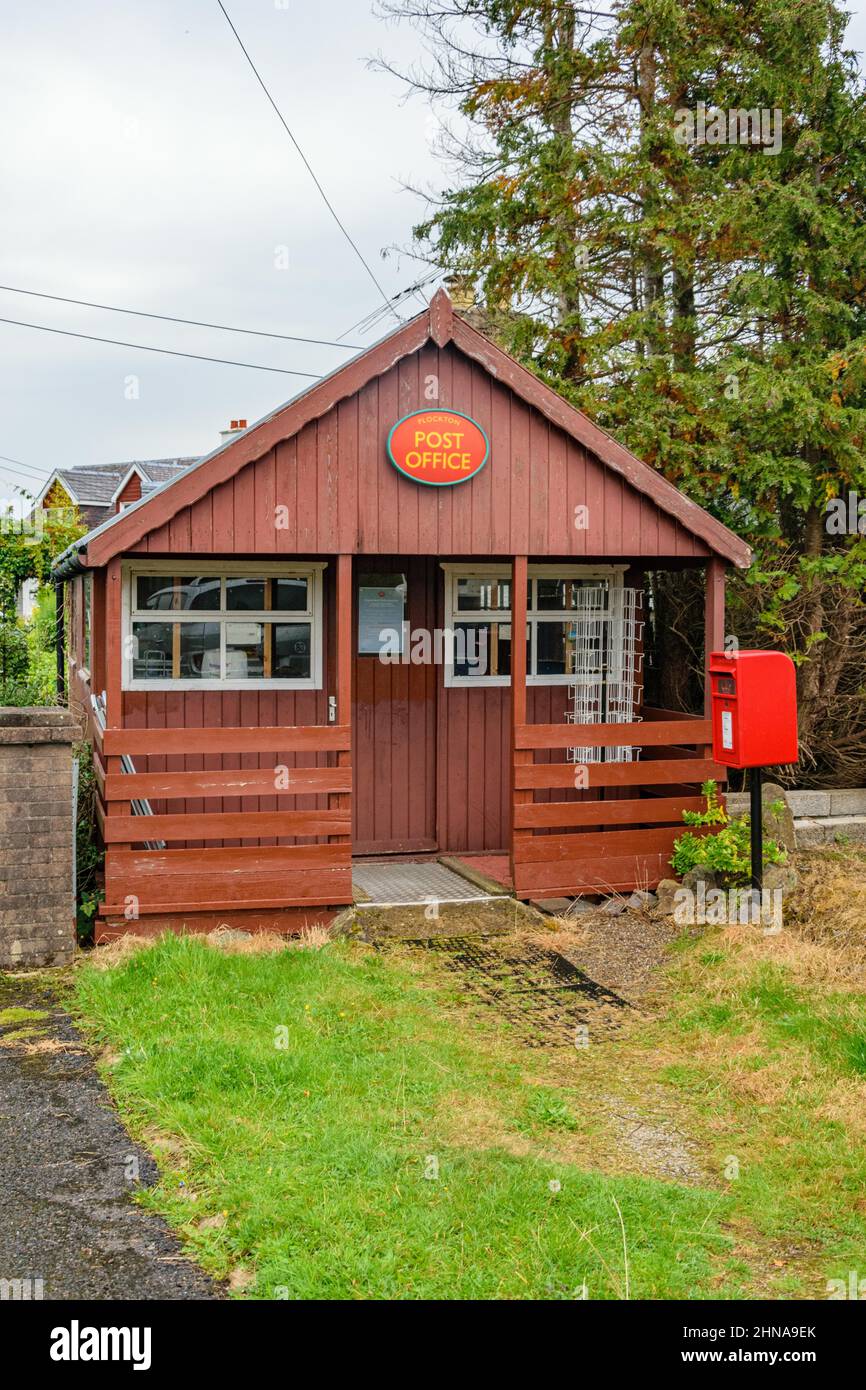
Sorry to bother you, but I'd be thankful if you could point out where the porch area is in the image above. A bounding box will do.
[91,553,726,938]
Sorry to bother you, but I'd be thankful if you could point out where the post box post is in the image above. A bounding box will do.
[750,767,763,893]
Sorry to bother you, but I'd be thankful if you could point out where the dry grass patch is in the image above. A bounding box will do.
[205,924,331,955]
[89,924,331,970]
[784,847,866,963]
[817,1077,866,1136]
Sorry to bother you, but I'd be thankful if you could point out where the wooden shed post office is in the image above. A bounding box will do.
[53,289,750,939]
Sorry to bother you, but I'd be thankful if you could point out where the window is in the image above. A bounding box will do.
[442,563,626,687]
[124,563,324,689]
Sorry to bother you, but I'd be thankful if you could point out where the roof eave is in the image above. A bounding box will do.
[60,290,751,572]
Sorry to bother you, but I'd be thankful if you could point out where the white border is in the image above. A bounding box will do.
[122,559,326,691]
[441,562,627,687]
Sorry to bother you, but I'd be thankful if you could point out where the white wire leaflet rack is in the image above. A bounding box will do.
[565,586,644,764]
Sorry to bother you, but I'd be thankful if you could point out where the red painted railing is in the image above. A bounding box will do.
[94,723,352,917]
[510,711,724,897]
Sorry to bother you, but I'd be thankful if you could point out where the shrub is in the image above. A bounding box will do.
[74,742,104,944]
[0,588,58,706]
[0,620,31,700]
[671,780,787,887]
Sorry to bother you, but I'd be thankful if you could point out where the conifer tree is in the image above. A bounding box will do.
[377,0,866,774]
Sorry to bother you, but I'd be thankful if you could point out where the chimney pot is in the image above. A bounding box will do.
[219,418,248,446]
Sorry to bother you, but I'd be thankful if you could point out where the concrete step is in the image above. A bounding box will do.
[794,815,866,848]
[727,788,866,818]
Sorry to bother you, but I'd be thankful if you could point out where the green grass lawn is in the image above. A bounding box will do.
[71,854,866,1301]
[71,934,742,1300]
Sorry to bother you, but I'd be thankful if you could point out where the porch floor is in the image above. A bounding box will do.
[352,860,510,909]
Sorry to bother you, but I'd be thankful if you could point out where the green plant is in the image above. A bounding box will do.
[74,742,104,943]
[0,621,31,699]
[0,588,59,706]
[523,1089,579,1133]
[671,781,787,887]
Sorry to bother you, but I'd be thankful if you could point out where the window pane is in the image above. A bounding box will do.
[535,577,609,611]
[452,621,530,678]
[271,623,312,680]
[132,621,173,679]
[131,621,220,679]
[455,576,511,612]
[534,620,579,676]
[225,577,266,611]
[225,620,264,678]
[272,577,308,612]
[135,575,220,611]
[179,624,220,678]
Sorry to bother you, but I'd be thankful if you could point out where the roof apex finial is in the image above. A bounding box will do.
[429,286,453,347]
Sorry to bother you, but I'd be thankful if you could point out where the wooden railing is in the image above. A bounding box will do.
[94,723,353,917]
[510,712,724,898]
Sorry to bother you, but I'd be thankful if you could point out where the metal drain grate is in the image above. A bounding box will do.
[386,935,628,1047]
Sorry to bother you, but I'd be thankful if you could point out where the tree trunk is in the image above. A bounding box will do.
[638,39,665,353]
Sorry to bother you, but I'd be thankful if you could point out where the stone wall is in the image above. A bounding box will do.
[726,787,866,849]
[0,708,77,968]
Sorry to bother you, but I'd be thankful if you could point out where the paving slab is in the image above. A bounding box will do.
[829,790,866,816]
[353,860,508,906]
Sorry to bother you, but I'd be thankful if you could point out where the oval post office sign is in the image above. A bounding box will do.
[387,409,489,487]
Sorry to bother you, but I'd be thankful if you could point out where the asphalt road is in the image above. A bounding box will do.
[0,971,219,1301]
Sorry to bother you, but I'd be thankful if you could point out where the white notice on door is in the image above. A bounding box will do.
[721,709,733,752]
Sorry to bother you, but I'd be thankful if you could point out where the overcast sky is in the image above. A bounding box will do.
[3,0,866,500]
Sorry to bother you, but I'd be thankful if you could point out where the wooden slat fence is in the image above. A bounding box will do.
[510,713,725,897]
[95,723,352,915]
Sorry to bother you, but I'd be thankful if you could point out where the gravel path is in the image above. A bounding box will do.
[0,971,219,1301]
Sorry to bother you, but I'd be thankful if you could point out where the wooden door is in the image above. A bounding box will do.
[352,556,437,854]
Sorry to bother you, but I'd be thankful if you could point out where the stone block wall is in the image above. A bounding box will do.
[0,708,77,968]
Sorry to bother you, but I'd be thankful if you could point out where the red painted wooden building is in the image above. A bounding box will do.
[53,289,750,939]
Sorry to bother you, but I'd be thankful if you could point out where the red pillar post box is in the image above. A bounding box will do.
[709,650,798,770]
[709,650,798,892]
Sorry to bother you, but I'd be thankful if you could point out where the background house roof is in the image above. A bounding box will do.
[44,458,197,529]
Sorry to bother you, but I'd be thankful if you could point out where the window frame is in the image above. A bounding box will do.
[122,560,326,691]
[441,562,627,688]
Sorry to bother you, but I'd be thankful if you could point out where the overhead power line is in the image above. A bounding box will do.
[337,270,442,341]
[0,452,52,483]
[0,315,323,379]
[0,471,32,495]
[215,0,401,326]
[0,283,363,351]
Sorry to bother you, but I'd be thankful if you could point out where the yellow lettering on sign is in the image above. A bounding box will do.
[404,450,472,471]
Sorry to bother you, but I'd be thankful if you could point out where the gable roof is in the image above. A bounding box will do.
[37,458,196,508]
[53,291,751,575]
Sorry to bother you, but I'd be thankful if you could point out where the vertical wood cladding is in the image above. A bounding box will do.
[130,344,708,563]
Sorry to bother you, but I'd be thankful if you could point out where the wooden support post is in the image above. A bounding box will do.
[510,555,530,892]
[105,558,123,720]
[54,580,66,702]
[333,555,353,846]
[104,557,130,853]
[704,557,726,716]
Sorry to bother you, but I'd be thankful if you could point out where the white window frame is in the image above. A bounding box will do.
[441,562,627,688]
[122,560,326,691]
